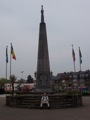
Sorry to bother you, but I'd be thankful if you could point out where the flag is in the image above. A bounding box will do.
[6,46,8,63]
[79,47,82,64]
[11,44,16,60]
[72,48,75,62]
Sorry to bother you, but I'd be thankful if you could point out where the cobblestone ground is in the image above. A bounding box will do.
[0,95,90,120]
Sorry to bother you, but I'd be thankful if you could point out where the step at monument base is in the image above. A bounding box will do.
[6,94,82,109]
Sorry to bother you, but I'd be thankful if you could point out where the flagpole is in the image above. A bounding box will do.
[6,46,8,79]
[79,47,81,92]
[72,45,76,72]
[10,43,12,79]
[10,43,16,79]
[79,47,81,71]
[73,60,76,73]
[72,44,78,104]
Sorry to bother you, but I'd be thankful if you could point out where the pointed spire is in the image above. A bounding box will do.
[41,5,44,23]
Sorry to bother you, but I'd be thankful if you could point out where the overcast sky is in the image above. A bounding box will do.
[0,0,90,80]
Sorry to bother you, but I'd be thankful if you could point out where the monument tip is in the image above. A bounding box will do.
[41,5,44,14]
[41,5,43,10]
[41,5,44,23]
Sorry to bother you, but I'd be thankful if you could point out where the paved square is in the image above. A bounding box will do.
[0,95,90,120]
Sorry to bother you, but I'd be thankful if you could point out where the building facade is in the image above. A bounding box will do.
[52,70,90,90]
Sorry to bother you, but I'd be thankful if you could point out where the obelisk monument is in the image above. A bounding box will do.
[36,6,52,92]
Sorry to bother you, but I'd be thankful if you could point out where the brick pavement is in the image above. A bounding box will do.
[0,95,90,120]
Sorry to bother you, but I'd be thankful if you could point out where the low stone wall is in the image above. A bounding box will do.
[6,94,82,109]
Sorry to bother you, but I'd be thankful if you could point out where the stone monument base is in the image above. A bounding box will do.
[6,93,82,109]
[35,88,52,93]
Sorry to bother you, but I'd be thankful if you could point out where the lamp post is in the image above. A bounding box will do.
[21,71,24,80]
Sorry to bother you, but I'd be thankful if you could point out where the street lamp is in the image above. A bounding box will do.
[21,71,24,80]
